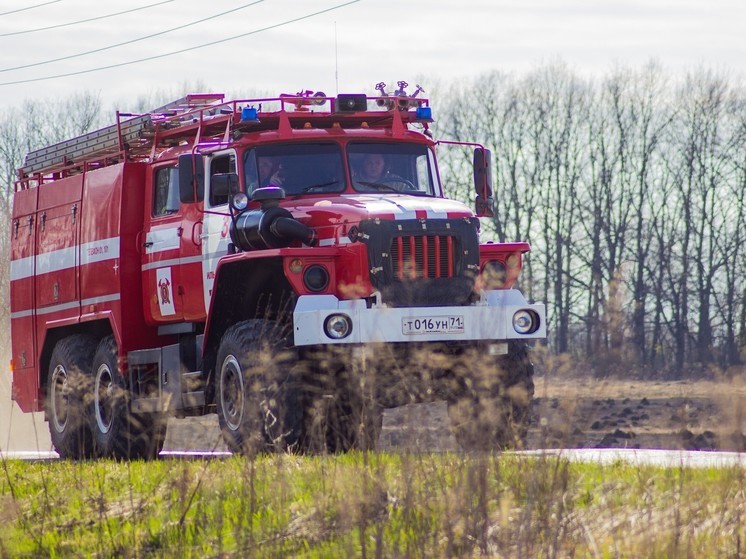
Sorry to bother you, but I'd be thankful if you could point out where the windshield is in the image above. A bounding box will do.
[243,143,345,196]
[242,141,439,197]
[348,142,437,195]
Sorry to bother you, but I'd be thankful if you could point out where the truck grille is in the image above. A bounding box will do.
[359,218,480,308]
[390,235,455,279]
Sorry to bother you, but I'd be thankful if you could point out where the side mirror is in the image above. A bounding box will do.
[178,154,204,203]
[473,147,494,218]
[211,172,240,199]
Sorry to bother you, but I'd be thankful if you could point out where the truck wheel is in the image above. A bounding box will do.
[46,335,96,460]
[302,348,382,453]
[90,336,164,459]
[448,342,534,451]
[326,371,382,452]
[216,320,302,455]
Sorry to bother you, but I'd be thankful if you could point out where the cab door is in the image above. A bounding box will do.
[142,165,186,323]
[200,151,236,312]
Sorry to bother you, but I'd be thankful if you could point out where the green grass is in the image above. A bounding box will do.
[1,452,745,558]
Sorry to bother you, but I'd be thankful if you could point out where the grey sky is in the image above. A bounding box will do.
[0,1,744,108]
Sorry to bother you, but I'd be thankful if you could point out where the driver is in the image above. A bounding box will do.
[258,156,282,187]
[354,153,411,191]
[357,153,386,183]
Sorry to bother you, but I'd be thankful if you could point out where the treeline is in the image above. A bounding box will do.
[2,65,745,377]
[437,62,746,377]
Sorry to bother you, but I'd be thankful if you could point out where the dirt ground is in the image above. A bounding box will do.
[5,366,746,453]
[526,374,746,452]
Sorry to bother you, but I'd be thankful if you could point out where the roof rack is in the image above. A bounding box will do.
[17,91,432,185]
[19,93,225,179]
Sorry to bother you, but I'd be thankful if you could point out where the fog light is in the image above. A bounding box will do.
[513,310,538,334]
[324,314,352,339]
[303,265,329,292]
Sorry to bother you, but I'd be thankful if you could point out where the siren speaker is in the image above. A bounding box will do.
[335,94,367,112]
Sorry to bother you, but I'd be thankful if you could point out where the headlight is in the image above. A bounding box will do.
[513,309,539,334]
[230,192,249,212]
[324,314,352,339]
[303,265,329,292]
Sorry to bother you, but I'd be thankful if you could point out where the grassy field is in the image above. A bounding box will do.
[1,452,745,558]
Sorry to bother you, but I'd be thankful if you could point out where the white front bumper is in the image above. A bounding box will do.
[292,289,546,346]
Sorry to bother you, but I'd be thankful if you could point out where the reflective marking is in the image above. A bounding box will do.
[10,257,34,281]
[145,227,181,254]
[81,237,120,265]
[36,300,80,316]
[10,309,33,320]
[10,236,120,281]
[11,293,122,319]
[318,237,352,247]
[141,254,203,272]
[36,246,76,275]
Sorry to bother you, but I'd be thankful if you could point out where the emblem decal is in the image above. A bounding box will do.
[156,267,176,316]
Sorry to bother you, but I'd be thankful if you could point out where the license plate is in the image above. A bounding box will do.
[402,316,465,335]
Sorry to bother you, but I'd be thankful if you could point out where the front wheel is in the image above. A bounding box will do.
[448,342,535,451]
[216,320,302,455]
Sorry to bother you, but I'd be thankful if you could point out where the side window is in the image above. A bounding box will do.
[415,153,430,190]
[153,167,180,216]
[209,153,236,206]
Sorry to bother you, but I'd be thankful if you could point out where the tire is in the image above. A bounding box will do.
[90,336,165,460]
[46,335,96,460]
[215,320,302,455]
[301,347,382,453]
[448,342,534,451]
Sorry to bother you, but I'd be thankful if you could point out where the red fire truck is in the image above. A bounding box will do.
[9,85,545,459]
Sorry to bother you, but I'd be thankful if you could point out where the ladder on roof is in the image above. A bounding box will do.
[20,93,225,178]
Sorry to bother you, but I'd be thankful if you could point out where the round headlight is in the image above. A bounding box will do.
[324,314,352,339]
[230,192,249,212]
[513,309,539,334]
[303,265,329,292]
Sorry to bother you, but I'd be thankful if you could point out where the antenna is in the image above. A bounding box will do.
[334,21,339,94]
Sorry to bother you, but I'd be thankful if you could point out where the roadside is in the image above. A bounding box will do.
[528,374,746,451]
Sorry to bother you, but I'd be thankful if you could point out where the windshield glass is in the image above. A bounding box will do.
[243,143,345,196]
[348,142,437,195]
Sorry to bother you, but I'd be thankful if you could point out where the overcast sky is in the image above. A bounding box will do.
[0,0,744,110]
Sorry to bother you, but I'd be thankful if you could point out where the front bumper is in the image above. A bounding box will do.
[292,289,546,346]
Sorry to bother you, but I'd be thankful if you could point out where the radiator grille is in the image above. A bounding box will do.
[390,235,455,280]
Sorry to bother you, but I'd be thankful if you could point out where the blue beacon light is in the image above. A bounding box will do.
[415,106,433,122]
[241,107,259,122]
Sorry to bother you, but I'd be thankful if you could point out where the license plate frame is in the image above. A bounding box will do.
[402,315,465,335]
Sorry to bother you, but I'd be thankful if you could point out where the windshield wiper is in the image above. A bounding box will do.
[357,181,399,192]
[293,180,340,198]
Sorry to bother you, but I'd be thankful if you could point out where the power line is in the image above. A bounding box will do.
[0,1,62,17]
[0,0,360,87]
[0,0,266,73]
[0,0,176,37]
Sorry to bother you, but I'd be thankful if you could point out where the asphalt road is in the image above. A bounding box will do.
[4,447,746,469]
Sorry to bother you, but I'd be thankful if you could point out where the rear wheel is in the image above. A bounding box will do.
[448,342,534,451]
[90,336,165,459]
[216,320,302,455]
[46,335,96,460]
